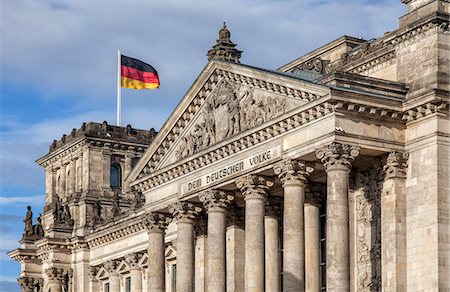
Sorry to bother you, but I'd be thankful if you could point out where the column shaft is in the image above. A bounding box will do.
[245,197,266,292]
[148,231,165,292]
[130,269,142,292]
[326,169,350,291]
[283,183,305,291]
[177,221,195,292]
[305,203,320,292]
[207,211,226,292]
[226,226,245,292]
[265,215,280,292]
[195,235,207,292]
[109,274,120,292]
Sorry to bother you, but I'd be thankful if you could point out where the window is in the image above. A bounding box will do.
[110,163,122,188]
[172,264,177,292]
[125,277,131,292]
[104,283,110,292]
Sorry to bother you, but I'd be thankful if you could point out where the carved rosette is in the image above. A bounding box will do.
[274,158,314,186]
[169,202,202,223]
[144,212,171,234]
[125,252,141,270]
[316,142,360,171]
[199,190,234,213]
[103,260,118,276]
[45,267,65,283]
[236,175,273,201]
[383,151,409,179]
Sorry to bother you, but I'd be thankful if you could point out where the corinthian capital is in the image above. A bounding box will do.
[45,267,65,282]
[274,158,314,186]
[103,260,118,276]
[236,174,273,200]
[199,190,234,213]
[17,276,34,290]
[169,202,202,223]
[125,252,141,269]
[316,142,360,171]
[383,151,409,179]
[144,212,171,234]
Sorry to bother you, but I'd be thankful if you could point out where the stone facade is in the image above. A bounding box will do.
[9,1,450,291]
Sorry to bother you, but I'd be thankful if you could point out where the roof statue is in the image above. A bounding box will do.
[207,22,242,63]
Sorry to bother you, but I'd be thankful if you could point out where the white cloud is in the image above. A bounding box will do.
[0,195,44,205]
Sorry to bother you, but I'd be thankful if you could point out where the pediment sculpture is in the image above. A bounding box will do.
[175,80,294,160]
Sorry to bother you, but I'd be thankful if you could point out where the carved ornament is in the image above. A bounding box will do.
[169,202,202,223]
[316,142,360,171]
[274,158,314,186]
[199,190,234,212]
[45,267,65,282]
[125,253,140,269]
[383,151,408,179]
[144,212,171,234]
[236,175,273,201]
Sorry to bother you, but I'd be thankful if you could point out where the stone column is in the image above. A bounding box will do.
[226,206,245,292]
[88,267,100,292]
[68,158,77,195]
[274,159,313,292]
[104,260,120,292]
[381,152,408,292]
[199,190,234,292]
[169,202,202,292]
[144,212,171,292]
[126,253,143,292]
[194,215,207,292]
[102,145,111,191]
[45,267,65,292]
[236,175,273,292]
[316,142,359,292]
[264,203,282,292]
[304,187,323,292]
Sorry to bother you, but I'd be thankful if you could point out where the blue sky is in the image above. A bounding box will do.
[0,0,405,290]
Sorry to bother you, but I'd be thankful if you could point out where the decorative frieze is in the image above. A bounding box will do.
[169,202,202,223]
[316,142,360,171]
[104,260,119,276]
[236,175,273,201]
[199,190,234,212]
[273,158,314,186]
[290,57,329,74]
[383,152,409,179]
[144,212,171,234]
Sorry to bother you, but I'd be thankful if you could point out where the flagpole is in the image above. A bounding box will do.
[117,49,121,127]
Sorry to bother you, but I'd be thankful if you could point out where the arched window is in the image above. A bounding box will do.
[110,163,122,188]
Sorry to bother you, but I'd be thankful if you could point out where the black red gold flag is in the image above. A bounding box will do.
[121,55,160,90]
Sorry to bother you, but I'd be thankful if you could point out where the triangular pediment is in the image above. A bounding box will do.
[128,60,329,186]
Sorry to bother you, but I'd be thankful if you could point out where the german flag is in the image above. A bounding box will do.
[121,55,160,90]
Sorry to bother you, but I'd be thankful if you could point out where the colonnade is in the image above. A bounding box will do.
[143,142,360,292]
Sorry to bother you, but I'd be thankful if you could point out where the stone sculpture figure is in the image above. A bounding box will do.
[61,205,74,226]
[34,216,44,238]
[52,193,63,222]
[23,206,33,236]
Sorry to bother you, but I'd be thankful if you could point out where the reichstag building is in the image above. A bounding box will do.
[9,0,450,291]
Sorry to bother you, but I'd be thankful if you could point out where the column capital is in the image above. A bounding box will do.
[17,276,34,290]
[236,174,273,201]
[45,267,65,282]
[169,201,202,223]
[265,204,282,219]
[316,142,360,171]
[274,158,314,186]
[144,212,171,234]
[226,205,245,228]
[383,151,409,179]
[305,183,326,207]
[88,266,99,281]
[199,190,234,213]
[194,213,207,237]
[125,252,141,269]
[104,260,119,276]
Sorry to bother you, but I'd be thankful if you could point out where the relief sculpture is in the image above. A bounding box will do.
[355,159,383,292]
[176,80,288,159]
